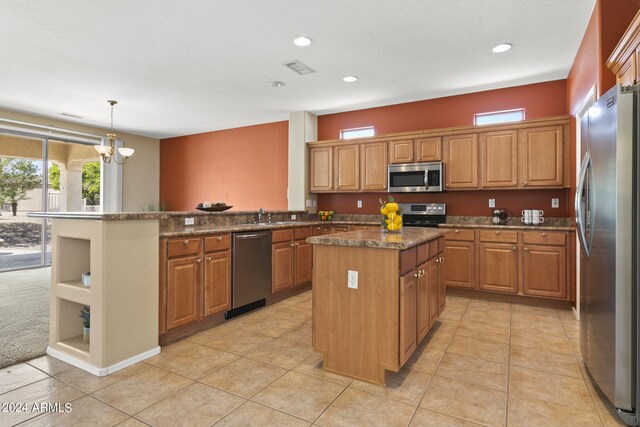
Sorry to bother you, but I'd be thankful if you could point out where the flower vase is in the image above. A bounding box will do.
[83,327,90,344]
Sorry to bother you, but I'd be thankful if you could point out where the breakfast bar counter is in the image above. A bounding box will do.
[308,227,448,385]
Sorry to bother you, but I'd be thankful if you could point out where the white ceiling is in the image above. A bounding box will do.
[0,0,595,139]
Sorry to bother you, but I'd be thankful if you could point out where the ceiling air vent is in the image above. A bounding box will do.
[282,59,315,75]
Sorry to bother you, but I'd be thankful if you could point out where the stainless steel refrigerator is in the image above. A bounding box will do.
[577,84,638,426]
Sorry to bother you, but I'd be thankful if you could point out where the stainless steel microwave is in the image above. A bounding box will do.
[388,161,444,192]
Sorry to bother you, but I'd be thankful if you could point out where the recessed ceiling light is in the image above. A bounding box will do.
[492,43,512,53]
[343,75,358,83]
[269,81,286,88]
[293,36,312,47]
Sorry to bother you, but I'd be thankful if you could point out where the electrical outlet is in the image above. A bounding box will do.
[357,200,363,208]
[184,217,195,226]
[306,199,313,208]
[291,214,297,220]
[489,199,495,208]
[347,270,358,289]
[552,198,560,208]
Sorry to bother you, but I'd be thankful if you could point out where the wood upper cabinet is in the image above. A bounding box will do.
[416,261,430,343]
[478,243,518,294]
[272,241,294,293]
[521,125,564,187]
[607,12,640,85]
[618,51,637,85]
[334,144,360,191]
[444,134,478,189]
[480,130,518,188]
[389,139,414,164]
[204,251,231,316]
[166,256,202,330]
[415,137,442,162]
[361,142,388,191]
[310,147,333,192]
[399,269,417,365]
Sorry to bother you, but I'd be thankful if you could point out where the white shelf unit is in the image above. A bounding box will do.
[48,218,160,376]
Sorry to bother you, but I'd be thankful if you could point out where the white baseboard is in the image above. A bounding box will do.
[47,346,161,377]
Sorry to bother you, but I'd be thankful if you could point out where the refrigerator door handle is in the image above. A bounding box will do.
[575,151,591,257]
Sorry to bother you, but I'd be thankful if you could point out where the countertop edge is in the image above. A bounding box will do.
[438,223,575,231]
[159,221,379,237]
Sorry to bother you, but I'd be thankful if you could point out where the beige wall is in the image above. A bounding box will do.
[0,108,159,212]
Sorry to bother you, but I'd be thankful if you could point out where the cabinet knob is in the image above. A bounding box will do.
[196,258,202,263]
[421,269,425,275]
[440,256,444,262]
[454,230,459,233]
[183,240,189,245]
[207,256,212,261]
[524,248,529,251]
[512,246,516,250]
[496,231,500,235]
[414,272,419,278]
[295,242,299,246]
[217,236,223,241]
[290,243,295,247]
[435,258,440,264]
[542,233,546,237]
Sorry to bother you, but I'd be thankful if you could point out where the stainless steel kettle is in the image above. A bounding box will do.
[492,208,511,225]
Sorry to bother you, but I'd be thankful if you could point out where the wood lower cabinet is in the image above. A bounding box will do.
[399,269,418,365]
[166,256,202,330]
[523,245,567,299]
[444,230,476,289]
[444,133,478,189]
[272,227,314,294]
[361,142,388,191]
[204,251,231,316]
[478,243,518,294]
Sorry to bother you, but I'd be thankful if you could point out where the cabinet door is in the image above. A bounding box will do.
[272,242,294,293]
[428,258,439,326]
[437,254,446,314]
[334,144,360,191]
[399,269,417,365]
[166,256,201,330]
[618,51,637,86]
[478,243,518,294]
[480,130,518,188]
[444,242,475,289]
[294,240,312,286]
[361,142,388,191]
[416,262,430,343]
[415,137,442,162]
[444,134,478,189]
[310,147,333,192]
[523,245,567,299]
[204,251,231,316]
[389,139,414,164]
[521,126,564,187]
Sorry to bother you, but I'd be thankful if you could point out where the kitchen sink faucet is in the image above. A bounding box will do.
[257,208,265,223]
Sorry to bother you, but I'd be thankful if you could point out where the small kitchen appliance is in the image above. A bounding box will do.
[491,209,511,225]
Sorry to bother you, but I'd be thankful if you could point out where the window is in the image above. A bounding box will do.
[474,109,525,126]
[340,126,375,139]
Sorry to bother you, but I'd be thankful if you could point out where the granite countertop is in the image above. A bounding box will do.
[441,216,575,231]
[159,220,379,238]
[307,227,448,250]
[27,212,162,221]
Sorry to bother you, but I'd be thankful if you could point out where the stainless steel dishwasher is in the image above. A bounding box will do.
[226,230,272,319]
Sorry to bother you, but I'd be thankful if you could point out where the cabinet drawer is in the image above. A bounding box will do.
[204,233,231,252]
[167,237,202,258]
[331,225,350,233]
[479,230,518,243]
[417,243,430,264]
[350,225,377,231]
[522,231,566,246]
[294,227,313,240]
[445,229,475,242]
[272,228,294,243]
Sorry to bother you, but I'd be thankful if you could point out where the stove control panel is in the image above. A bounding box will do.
[398,203,446,215]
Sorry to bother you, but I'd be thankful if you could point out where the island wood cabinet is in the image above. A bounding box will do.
[444,228,574,301]
[272,227,313,294]
[160,233,231,334]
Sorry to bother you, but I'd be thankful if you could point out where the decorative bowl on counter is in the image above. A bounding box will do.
[318,210,334,221]
[196,202,232,212]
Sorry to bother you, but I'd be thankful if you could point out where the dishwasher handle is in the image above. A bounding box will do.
[235,232,270,239]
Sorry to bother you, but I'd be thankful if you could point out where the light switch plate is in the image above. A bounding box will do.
[185,217,195,226]
[357,200,363,208]
[348,270,358,289]
[291,214,297,220]
[552,198,559,208]
[489,199,495,208]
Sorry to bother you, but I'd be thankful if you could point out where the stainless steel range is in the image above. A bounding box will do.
[399,203,446,228]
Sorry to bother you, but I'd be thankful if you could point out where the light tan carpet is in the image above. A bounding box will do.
[0,267,50,368]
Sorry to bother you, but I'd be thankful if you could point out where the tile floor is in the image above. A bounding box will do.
[0,291,626,426]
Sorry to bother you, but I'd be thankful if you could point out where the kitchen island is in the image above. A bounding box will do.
[307,227,448,385]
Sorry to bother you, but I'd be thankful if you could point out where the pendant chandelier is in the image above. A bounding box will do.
[94,100,134,164]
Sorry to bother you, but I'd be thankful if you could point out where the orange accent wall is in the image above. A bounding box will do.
[318,190,569,218]
[160,121,288,211]
[317,80,567,141]
[317,81,569,216]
